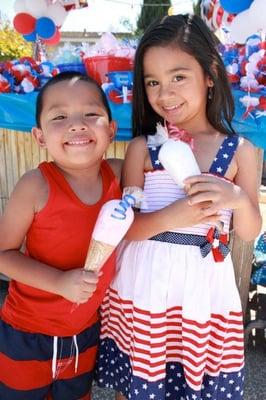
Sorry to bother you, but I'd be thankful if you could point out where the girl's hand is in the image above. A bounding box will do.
[55,268,99,304]
[184,174,247,216]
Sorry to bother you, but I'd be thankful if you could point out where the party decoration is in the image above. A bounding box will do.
[23,31,37,42]
[25,0,48,18]
[13,12,36,35]
[200,0,235,31]
[220,0,254,14]
[43,29,61,46]
[44,2,67,27]
[59,0,89,11]
[14,0,27,14]
[12,0,71,48]
[36,17,56,40]
[229,9,255,44]
[249,0,266,33]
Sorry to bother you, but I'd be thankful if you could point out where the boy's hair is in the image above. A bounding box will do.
[36,71,112,128]
[132,14,235,137]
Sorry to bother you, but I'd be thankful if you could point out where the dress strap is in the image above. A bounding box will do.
[209,135,240,177]
[148,145,164,170]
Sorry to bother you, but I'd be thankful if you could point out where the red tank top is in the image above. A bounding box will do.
[2,161,121,336]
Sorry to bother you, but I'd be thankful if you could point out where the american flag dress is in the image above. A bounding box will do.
[96,134,245,400]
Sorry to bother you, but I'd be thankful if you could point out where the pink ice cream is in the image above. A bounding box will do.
[91,199,135,246]
[84,192,140,272]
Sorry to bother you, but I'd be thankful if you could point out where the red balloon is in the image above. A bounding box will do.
[43,29,61,46]
[13,13,36,35]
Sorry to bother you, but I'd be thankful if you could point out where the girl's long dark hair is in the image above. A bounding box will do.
[132,14,235,137]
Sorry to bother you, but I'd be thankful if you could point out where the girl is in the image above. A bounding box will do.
[97,14,262,400]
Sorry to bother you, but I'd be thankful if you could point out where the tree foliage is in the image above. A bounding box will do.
[0,21,32,62]
[193,0,202,16]
[136,0,171,35]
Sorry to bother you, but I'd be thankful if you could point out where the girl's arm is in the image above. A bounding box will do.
[123,136,221,241]
[0,171,97,303]
[185,139,262,242]
[232,139,262,240]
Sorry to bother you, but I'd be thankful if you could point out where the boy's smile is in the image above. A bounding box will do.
[32,80,116,169]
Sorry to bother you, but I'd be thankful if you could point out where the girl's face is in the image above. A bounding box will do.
[32,80,116,169]
[143,45,213,132]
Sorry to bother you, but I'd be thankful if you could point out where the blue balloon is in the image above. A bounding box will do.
[23,31,37,42]
[220,0,254,14]
[36,17,56,40]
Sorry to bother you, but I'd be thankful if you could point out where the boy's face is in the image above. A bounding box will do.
[32,80,116,168]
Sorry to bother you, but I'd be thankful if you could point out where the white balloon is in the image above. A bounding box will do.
[249,0,266,32]
[25,0,48,18]
[44,2,67,27]
[230,10,255,43]
[14,0,27,13]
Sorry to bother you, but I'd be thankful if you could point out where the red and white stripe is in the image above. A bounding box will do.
[101,288,244,391]
[142,170,232,235]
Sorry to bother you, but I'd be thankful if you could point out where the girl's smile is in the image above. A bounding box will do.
[143,45,213,132]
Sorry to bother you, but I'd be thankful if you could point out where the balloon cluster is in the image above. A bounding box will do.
[201,0,236,32]
[13,0,68,45]
[226,0,266,44]
[201,0,266,44]
[220,36,266,119]
[0,57,59,93]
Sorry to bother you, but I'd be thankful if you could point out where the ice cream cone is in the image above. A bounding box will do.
[83,190,143,273]
[84,239,115,272]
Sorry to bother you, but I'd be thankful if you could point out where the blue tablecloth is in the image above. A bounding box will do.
[0,92,132,141]
[0,90,265,153]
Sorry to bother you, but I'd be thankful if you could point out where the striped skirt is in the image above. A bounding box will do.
[96,237,244,400]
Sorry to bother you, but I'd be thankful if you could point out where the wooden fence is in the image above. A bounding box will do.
[0,127,263,315]
[0,128,128,214]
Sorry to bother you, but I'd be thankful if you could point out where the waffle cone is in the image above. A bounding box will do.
[84,239,115,272]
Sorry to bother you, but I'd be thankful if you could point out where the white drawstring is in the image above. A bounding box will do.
[73,334,79,373]
[52,336,58,379]
[51,335,79,379]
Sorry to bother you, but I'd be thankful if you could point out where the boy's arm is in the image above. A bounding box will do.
[0,170,62,292]
[0,170,98,303]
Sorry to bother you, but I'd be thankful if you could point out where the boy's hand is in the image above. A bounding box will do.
[56,268,99,303]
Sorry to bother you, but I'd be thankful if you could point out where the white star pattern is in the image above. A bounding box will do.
[97,133,243,399]
[142,383,148,390]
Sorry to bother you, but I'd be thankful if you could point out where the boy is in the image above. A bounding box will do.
[0,72,122,399]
